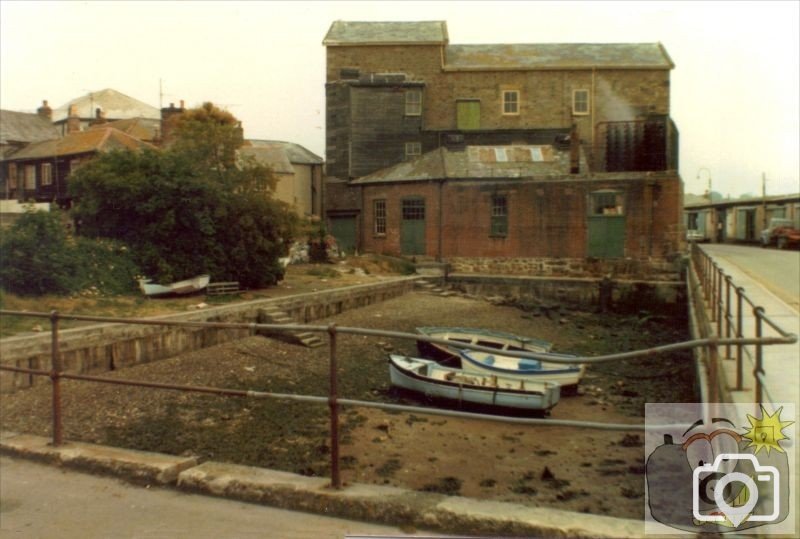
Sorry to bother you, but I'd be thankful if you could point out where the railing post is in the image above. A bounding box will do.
[754,307,764,403]
[50,310,63,446]
[724,276,732,359]
[327,323,341,490]
[710,263,718,323]
[708,339,720,403]
[735,286,744,390]
[716,269,724,336]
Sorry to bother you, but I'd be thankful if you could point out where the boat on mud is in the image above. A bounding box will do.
[388,354,561,412]
[415,326,553,362]
[458,349,585,390]
[138,274,210,297]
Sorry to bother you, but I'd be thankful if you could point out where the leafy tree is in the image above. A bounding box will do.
[69,103,296,288]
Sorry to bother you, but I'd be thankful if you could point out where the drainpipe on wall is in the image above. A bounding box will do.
[437,179,444,262]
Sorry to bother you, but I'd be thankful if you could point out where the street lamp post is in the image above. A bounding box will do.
[697,168,715,242]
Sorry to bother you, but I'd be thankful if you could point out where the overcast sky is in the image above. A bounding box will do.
[1,1,798,198]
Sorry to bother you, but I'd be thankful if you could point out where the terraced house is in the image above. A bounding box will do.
[323,21,683,277]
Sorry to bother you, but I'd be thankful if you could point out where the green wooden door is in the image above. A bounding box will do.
[329,216,357,256]
[401,198,426,255]
[457,101,481,130]
[587,216,625,258]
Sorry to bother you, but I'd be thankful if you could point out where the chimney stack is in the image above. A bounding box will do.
[67,104,81,134]
[160,100,185,146]
[37,100,52,121]
[90,107,107,126]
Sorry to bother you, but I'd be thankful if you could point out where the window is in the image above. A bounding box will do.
[402,198,425,220]
[374,199,386,235]
[405,90,422,116]
[8,163,17,189]
[590,190,624,216]
[70,159,81,173]
[573,89,590,115]
[456,100,481,130]
[404,142,421,161]
[491,194,508,237]
[41,163,52,186]
[24,165,36,190]
[502,90,519,115]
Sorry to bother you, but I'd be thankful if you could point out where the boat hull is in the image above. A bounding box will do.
[459,349,585,388]
[416,326,552,362]
[388,354,560,412]
[138,274,210,297]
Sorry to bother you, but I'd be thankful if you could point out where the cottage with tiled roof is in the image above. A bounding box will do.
[5,126,155,206]
[323,20,682,274]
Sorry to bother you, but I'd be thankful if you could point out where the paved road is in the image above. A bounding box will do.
[0,456,425,539]
[701,243,800,312]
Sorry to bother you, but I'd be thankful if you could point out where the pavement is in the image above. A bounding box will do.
[699,244,799,407]
[0,432,645,538]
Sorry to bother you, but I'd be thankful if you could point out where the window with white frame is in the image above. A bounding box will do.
[24,165,36,189]
[502,90,519,115]
[70,159,80,173]
[404,142,421,161]
[491,194,508,237]
[374,199,386,235]
[405,90,422,116]
[41,163,53,186]
[573,89,590,115]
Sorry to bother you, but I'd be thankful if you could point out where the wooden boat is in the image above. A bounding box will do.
[388,354,561,411]
[415,326,553,362]
[138,274,210,297]
[458,349,585,389]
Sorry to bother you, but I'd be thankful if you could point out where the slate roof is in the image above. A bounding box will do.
[238,146,294,175]
[446,43,674,70]
[352,144,579,185]
[88,117,160,141]
[52,89,159,122]
[0,110,60,145]
[324,21,673,69]
[323,21,448,46]
[246,140,324,165]
[7,127,156,160]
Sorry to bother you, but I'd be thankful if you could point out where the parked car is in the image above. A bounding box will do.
[686,229,706,243]
[761,218,800,249]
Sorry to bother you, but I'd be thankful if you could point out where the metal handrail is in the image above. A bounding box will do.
[1,269,796,489]
[688,242,798,402]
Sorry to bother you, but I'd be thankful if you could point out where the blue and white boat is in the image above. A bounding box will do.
[416,326,553,362]
[458,349,585,389]
[388,354,561,412]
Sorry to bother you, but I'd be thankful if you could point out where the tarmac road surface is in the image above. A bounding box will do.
[702,243,800,312]
[0,456,426,539]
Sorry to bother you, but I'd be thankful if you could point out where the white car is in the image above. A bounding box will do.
[686,229,705,242]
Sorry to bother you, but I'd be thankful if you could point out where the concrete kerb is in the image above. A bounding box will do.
[1,431,644,538]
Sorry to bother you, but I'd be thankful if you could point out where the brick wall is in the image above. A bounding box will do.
[359,172,683,272]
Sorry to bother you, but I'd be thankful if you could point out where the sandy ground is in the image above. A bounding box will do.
[0,288,696,520]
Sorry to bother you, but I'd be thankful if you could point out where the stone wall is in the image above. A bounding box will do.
[0,277,419,394]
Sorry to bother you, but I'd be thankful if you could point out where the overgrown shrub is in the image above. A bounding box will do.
[308,225,330,263]
[0,208,141,296]
[0,209,79,295]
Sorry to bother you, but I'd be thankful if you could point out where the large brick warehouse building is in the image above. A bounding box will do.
[323,21,683,277]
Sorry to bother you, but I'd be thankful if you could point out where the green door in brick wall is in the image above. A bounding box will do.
[587,190,626,258]
[587,216,626,257]
[401,198,426,255]
[329,216,357,256]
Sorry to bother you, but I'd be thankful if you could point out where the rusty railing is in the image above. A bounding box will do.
[0,303,794,489]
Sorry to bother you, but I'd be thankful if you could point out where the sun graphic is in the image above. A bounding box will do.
[742,405,794,455]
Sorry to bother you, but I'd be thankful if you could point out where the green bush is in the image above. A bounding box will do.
[0,209,79,295]
[0,209,141,297]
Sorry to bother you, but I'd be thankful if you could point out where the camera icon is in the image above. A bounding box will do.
[692,453,780,527]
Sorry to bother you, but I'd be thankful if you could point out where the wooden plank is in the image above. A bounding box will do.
[206,282,240,296]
